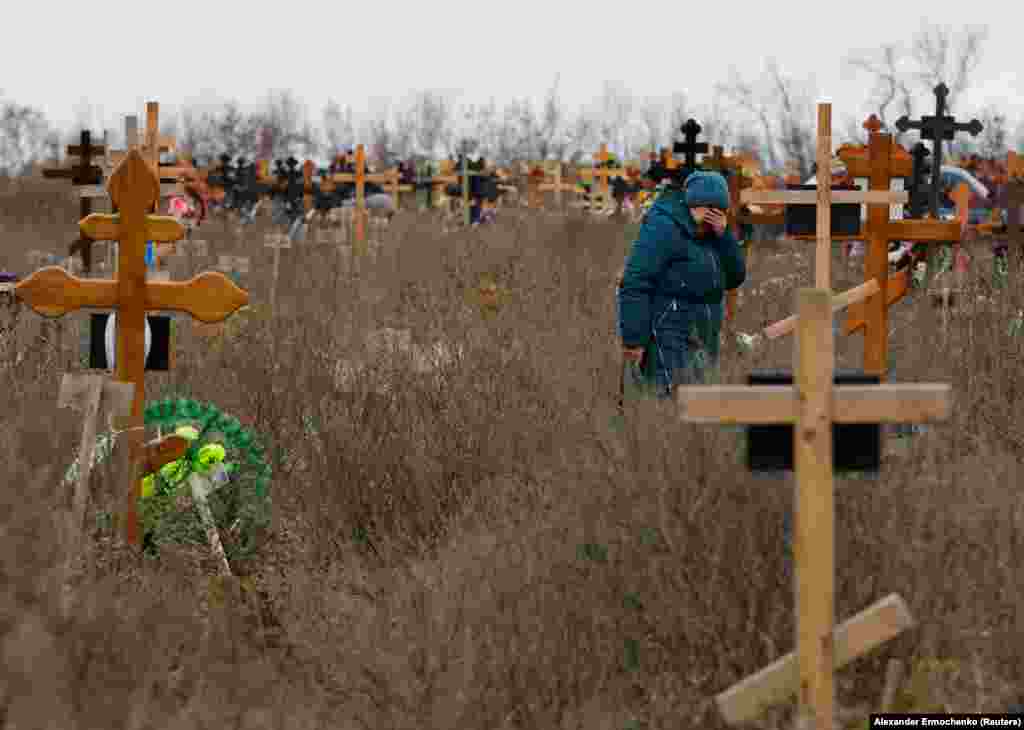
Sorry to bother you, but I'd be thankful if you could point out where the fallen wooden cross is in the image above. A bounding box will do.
[677,286,951,729]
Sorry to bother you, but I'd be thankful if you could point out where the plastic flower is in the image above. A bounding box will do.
[140,425,228,499]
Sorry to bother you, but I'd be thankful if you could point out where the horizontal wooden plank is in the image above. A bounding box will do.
[79,182,180,199]
[676,383,950,424]
[741,190,908,205]
[144,273,249,323]
[764,280,879,339]
[79,213,185,243]
[715,594,915,726]
[885,219,962,242]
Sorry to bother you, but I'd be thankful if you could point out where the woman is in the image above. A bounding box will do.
[617,170,746,400]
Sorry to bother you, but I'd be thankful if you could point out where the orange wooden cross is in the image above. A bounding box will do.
[326,144,405,250]
[839,115,960,375]
[703,146,752,322]
[588,144,628,211]
[537,162,577,209]
[15,150,248,547]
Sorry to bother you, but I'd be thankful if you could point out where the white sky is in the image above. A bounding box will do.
[4,1,1022,140]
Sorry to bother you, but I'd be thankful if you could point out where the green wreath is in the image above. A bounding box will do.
[64,398,272,561]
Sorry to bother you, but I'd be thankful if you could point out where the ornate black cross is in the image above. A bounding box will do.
[673,119,708,170]
[907,143,932,219]
[894,82,983,218]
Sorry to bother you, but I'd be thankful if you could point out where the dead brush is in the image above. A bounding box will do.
[4,170,1024,727]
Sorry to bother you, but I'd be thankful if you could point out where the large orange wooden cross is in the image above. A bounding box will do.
[837,115,961,376]
[15,150,248,547]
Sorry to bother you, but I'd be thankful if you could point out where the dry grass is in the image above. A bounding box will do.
[1,175,1024,728]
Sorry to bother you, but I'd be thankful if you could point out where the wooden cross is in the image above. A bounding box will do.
[538,162,577,209]
[702,145,751,321]
[673,118,709,169]
[587,144,629,212]
[43,130,107,274]
[838,116,962,375]
[741,106,908,337]
[894,82,983,219]
[83,110,182,205]
[15,151,248,547]
[327,144,405,249]
[677,287,950,729]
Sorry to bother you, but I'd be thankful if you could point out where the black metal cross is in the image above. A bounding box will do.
[894,82,983,218]
[673,119,708,170]
[907,143,932,219]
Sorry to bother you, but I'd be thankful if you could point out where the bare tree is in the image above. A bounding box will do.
[699,92,736,150]
[910,21,988,114]
[666,92,688,143]
[716,70,780,171]
[843,43,915,140]
[597,80,633,157]
[0,98,54,176]
[768,60,815,180]
[637,96,667,155]
[411,91,454,158]
[537,74,566,161]
[566,111,596,164]
[322,100,354,158]
[971,104,1008,160]
[257,89,315,159]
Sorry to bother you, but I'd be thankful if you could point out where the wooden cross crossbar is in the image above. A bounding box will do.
[15,150,248,547]
[324,144,406,246]
[423,156,493,225]
[82,107,182,202]
[678,287,951,729]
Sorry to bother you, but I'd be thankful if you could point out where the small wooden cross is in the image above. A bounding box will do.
[537,162,577,209]
[677,287,950,729]
[894,83,983,219]
[327,144,404,248]
[15,150,248,547]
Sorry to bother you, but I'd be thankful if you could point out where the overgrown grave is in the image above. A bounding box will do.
[15,150,249,548]
[677,136,950,726]
[678,286,950,728]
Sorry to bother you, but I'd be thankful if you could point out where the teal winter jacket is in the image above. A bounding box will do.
[617,189,746,357]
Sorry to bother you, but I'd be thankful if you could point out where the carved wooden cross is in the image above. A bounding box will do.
[673,118,709,170]
[838,116,961,375]
[677,287,950,729]
[15,151,248,547]
[741,106,908,339]
[894,82,983,219]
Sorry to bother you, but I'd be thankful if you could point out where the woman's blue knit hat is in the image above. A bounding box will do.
[684,171,730,209]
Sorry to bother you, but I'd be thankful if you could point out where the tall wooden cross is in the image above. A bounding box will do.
[43,131,107,274]
[677,287,950,730]
[894,82,983,220]
[741,105,908,336]
[838,116,962,375]
[15,151,248,547]
[702,145,750,321]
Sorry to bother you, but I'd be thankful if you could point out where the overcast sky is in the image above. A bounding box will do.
[4,1,1022,140]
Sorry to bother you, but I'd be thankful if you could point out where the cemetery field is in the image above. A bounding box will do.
[2,175,1024,728]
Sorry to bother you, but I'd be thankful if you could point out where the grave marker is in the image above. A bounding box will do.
[741,107,907,336]
[15,150,248,547]
[42,130,106,273]
[677,287,950,729]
